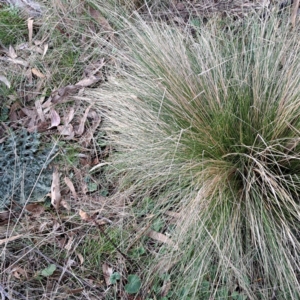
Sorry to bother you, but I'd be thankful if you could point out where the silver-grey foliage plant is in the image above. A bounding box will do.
[0,131,56,210]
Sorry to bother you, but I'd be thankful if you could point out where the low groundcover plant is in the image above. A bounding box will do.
[87,9,300,299]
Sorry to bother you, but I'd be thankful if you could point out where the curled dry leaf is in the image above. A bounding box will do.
[79,209,91,221]
[21,107,36,118]
[95,217,113,226]
[16,42,29,50]
[64,234,74,251]
[28,18,34,46]
[42,43,48,59]
[50,85,80,104]
[0,56,28,67]
[11,267,28,280]
[147,230,176,247]
[84,58,105,77]
[30,45,44,55]
[64,107,75,125]
[58,124,74,138]
[34,40,43,46]
[35,94,46,122]
[0,75,11,89]
[27,116,39,132]
[89,8,111,30]
[64,177,77,199]
[30,121,49,133]
[39,221,50,232]
[32,68,45,78]
[52,219,61,231]
[9,102,20,122]
[102,263,113,286]
[0,211,10,225]
[51,168,61,209]
[67,258,76,268]
[75,251,84,265]
[75,76,101,87]
[34,81,45,96]
[66,288,84,295]
[88,7,114,40]
[25,203,45,217]
[56,236,67,248]
[8,45,17,59]
[173,16,185,25]
[74,167,88,195]
[25,67,33,84]
[161,280,172,297]
[60,200,71,211]
[76,105,92,136]
[49,109,61,128]
[80,111,101,148]
[89,162,111,174]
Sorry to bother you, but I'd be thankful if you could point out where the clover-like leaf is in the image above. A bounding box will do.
[110,272,121,284]
[41,264,56,277]
[125,274,141,294]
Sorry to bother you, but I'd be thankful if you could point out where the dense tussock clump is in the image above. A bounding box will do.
[88,11,300,299]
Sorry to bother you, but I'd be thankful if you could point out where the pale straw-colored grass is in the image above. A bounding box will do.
[85,7,300,299]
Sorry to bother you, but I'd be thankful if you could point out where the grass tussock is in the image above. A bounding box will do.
[87,10,300,299]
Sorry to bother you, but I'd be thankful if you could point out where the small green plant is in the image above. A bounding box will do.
[78,227,126,270]
[34,263,57,280]
[110,272,121,284]
[0,105,9,122]
[125,274,142,294]
[129,246,146,258]
[50,47,82,85]
[0,85,13,120]
[0,5,27,46]
[40,264,56,277]
[151,218,164,232]
[61,143,81,166]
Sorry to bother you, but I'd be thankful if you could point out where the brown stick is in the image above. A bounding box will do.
[291,0,300,28]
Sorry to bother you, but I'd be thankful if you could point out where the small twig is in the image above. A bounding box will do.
[291,0,300,28]
[0,284,7,300]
